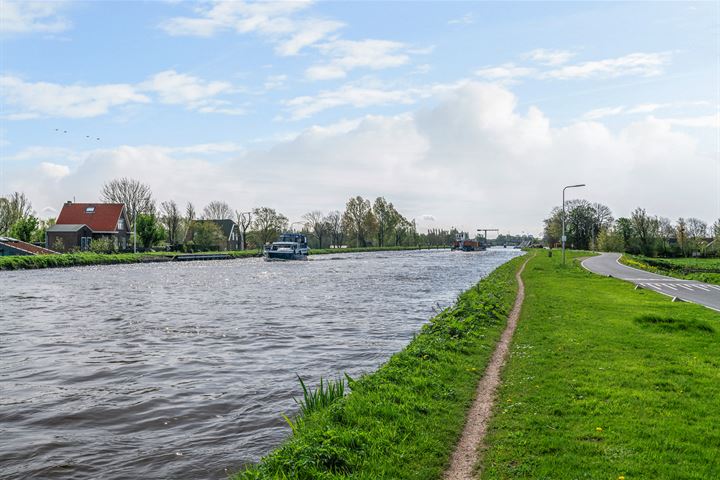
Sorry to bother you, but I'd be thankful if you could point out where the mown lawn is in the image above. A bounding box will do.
[482,251,720,479]
[620,255,720,285]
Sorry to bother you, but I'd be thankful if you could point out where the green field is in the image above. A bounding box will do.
[620,255,720,285]
[234,255,526,479]
[481,251,720,479]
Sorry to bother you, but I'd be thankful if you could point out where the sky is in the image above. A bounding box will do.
[1,0,718,237]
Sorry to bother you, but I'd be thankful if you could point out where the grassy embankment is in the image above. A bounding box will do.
[481,250,720,479]
[0,245,447,271]
[619,254,720,285]
[234,254,527,479]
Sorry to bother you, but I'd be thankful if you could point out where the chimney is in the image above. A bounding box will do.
[65,200,72,205]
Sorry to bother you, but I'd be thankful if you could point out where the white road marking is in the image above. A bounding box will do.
[707,285,720,291]
[694,284,711,292]
[662,284,678,291]
[678,284,694,291]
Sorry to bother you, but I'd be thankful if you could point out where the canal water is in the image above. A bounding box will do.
[0,248,522,479]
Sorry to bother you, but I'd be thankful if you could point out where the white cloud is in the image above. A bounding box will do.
[284,84,418,119]
[276,19,344,56]
[582,106,626,120]
[264,74,287,90]
[141,70,232,105]
[160,0,342,55]
[475,63,536,81]
[9,83,715,232]
[140,70,243,114]
[1,71,245,119]
[582,102,715,121]
[448,13,474,25]
[660,114,719,129]
[306,39,411,80]
[305,65,347,81]
[525,49,575,66]
[0,1,71,35]
[38,162,70,179]
[0,75,150,119]
[544,52,671,80]
[626,103,663,114]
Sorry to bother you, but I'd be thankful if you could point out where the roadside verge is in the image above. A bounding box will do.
[480,250,720,479]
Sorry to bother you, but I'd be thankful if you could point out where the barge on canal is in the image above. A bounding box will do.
[264,233,309,261]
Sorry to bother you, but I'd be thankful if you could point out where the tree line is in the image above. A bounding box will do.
[543,199,719,257]
[0,178,457,252]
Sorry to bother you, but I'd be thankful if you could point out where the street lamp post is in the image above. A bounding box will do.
[562,184,586,265]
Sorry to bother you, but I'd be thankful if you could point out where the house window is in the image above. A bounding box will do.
[118,218,125,230]
[85,206,95,213]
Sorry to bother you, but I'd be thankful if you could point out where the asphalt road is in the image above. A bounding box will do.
[582,252,720,312]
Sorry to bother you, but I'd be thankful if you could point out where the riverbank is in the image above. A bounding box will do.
[0,245,448,271]
[234,254,526,479]
[481,251,720,479]
[619,254,720,285]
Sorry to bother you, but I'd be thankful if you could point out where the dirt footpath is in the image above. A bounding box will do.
[444,255,531,480]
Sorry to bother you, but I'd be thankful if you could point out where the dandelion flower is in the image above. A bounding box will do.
[596,427,603,432]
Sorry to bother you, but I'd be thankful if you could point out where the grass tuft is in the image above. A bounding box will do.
[634,314,715,334]
[295,376,348,417]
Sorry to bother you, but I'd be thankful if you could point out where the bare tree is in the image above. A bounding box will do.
[181,201,196,245]
[252,207,288,246]
[202,201,233,220]
[185,201,196,222]
[235,210,252,250]
[686,218,708,239]
[303,210,329,248]
[160,200,182,245]
[101,178,154,228]
[0,192,33,234]
[326,210,343,247]
[657,216,675,255]
[713,219,720,240]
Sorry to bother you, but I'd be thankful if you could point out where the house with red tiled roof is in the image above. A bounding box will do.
[47,202,131,252]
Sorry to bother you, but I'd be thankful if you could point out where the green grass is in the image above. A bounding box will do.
[0,246,447,271]
[481,251,720,479]
[620,254,720,285]
[233,254,527,480]
[0,249,262,270]
[295,376,350,418]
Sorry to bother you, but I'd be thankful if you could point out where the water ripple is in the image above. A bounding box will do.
[0,248,521,479]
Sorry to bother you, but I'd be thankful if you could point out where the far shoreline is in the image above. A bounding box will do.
[0,245,453,272]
